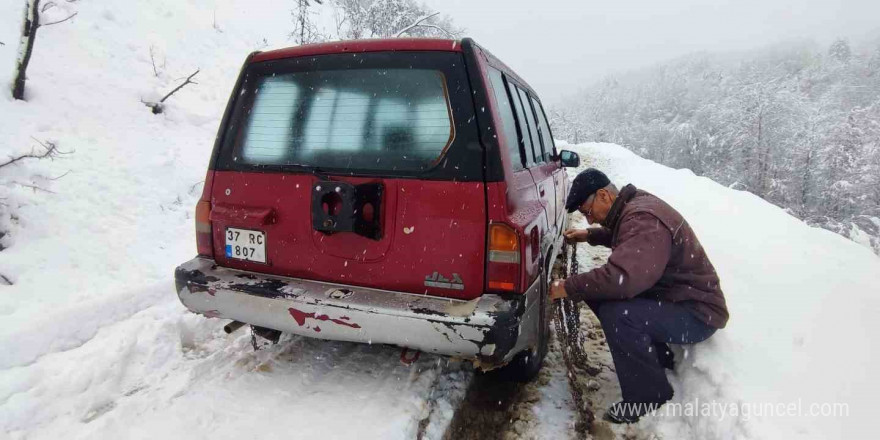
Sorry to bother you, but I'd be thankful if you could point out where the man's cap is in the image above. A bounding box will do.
[565,168,611,213]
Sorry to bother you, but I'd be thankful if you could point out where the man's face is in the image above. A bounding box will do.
[578,189,614,224]
[578,193,597,224]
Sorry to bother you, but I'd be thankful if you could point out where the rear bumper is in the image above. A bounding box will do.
[174,257,540,367]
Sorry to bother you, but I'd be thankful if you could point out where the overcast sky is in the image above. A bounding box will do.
[422,0,880,104]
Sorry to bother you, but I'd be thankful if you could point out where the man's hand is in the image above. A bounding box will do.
[549,279,568,301]
[563,228,590,243]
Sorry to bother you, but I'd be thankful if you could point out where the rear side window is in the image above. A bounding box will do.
[487,69,523,172]
[516,87,544,164]
[507,82,536,167]
[531,97,556,161]
[237,69,452,171]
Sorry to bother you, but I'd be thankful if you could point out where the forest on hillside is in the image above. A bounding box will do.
[550,38,880,255]
[288,0,462,45]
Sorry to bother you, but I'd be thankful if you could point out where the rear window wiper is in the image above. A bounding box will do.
[276,163,335,181]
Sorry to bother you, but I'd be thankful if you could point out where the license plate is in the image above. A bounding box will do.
[225,228,267,263]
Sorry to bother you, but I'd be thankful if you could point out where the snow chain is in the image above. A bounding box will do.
[553,241,600,434]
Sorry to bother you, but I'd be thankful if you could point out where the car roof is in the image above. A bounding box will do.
[251,38,463,63]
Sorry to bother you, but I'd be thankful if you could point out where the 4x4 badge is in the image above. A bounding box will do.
[424,272,464,290]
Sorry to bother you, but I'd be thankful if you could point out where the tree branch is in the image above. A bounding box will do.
[212,8,222,33]
[394,12,439,38]
[0,138,68,170]
[189,179,205,194]
[145,69,200,114]
[412,23,455,38]
[42,169,71,181]
[13,181,56,194]
[149,45,160,77]
[159,69,199,103]
[40,11,77,27]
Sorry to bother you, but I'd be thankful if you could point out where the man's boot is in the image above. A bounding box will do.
[654,341,675,370]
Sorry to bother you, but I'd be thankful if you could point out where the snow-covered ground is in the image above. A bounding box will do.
[2,0,879,438]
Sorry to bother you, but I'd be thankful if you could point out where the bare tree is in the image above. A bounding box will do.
[334,0,370,39]
[12,0,78,100]
[291,0,324,45]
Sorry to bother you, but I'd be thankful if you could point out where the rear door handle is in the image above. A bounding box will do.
[539,187,545,197]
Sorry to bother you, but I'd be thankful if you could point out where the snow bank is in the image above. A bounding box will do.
[565,141,880,439]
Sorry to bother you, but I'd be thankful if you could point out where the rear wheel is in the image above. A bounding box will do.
[492,270,551,382]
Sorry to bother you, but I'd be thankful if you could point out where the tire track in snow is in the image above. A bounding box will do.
[441,371,543,440]
[0,282,172,369]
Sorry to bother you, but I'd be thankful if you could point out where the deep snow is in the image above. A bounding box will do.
[2,1,879,439]
[560,141,880,439]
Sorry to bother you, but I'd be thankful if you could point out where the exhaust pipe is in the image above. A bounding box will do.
[224,320,246,334]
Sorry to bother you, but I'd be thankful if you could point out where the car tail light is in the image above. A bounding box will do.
[195,200,213,257]
[195,171,215,258]
[487,223,521,293]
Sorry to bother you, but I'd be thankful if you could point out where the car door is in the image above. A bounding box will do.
[511,84,556,233]
[530,96,566,230]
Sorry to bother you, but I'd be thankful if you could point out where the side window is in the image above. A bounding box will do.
[532,97,556,161]
[516,86,544,164]
[507,80,537,167]
[488,69,524,172]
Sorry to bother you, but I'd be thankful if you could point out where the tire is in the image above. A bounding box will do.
[492,270,551,382]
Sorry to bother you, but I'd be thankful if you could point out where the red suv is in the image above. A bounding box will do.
[174,38,581,380]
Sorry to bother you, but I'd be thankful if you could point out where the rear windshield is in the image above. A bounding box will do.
[240,69,452,170]
[217,51,479,177]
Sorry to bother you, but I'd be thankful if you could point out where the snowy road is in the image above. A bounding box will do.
[1,291,473,440]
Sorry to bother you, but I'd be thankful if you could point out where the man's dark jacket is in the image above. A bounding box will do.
[564,184,729,328]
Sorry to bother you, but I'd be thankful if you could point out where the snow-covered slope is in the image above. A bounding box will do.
[0,0,300,369]
[564,142,880,439]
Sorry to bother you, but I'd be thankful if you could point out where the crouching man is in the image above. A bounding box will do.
[549,168,729,424]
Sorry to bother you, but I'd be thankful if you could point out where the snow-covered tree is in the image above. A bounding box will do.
[829,38,852,63]
[291,0,325,45]
[333,0,462,39]
[551,39,880,254]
